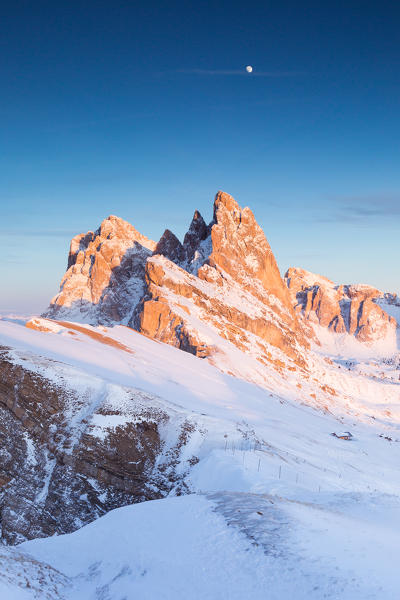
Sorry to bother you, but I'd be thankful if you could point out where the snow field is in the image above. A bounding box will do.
[1,316,400,598]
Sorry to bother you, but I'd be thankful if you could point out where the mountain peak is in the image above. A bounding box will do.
[183,210,209,265]
[213,190,240,214]
[44,215,156,325]
[205,192,293,311]
[154,229,185,263]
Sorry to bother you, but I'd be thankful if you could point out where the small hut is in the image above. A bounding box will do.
[331,431,353,440]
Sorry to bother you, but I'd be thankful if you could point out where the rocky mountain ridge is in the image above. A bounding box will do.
[45,191,309,370]
[285,267,399,348]
[44,191,399,367]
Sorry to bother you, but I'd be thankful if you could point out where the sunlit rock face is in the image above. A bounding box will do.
[141,191,309,366]
[44,191,310,369]
[44,215,156,325]
[204,192,293,310]
[285,267,398,344]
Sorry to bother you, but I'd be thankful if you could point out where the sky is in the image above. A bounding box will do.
[1,0,399,312]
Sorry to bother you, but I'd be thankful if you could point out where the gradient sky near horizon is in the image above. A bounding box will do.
[1,0,399,312]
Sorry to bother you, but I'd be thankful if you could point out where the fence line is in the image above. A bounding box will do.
[222,435,352,493]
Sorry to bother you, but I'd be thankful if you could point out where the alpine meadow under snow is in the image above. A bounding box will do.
[0,191,399,599]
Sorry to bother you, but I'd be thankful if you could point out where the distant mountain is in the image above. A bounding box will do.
[285,267,399,352]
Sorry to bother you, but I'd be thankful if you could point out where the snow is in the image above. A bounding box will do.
[0,544,68,599]
[151,254,291,324]
[22,431,37,467]
[1,315,400,598]
[4,492,400,599]
[311,322,398,359]
[19,495,273,600]
[187,233,213,274]
[36,457,56,504]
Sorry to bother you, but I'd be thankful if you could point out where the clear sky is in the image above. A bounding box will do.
[1,0,399,312]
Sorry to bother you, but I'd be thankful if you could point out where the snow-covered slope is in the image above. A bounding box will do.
[2,492,398,599]
[1,314,400,597]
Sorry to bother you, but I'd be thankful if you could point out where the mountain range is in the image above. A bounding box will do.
[0,191,399,599]
[41,190,399,363]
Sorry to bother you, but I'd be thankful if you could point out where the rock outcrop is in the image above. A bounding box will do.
[204,192,292,309]
[0,346,196,544]
[154,229,185,264]
[183,210,209,264]
[45,215,156,325]
[285,267,398,344]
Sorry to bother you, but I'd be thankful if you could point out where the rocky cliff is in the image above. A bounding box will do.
[285,267,399,345]
[139,192,308,368]
[0,344,196,544]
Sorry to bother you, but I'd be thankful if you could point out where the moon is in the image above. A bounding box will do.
[246,65,253,73]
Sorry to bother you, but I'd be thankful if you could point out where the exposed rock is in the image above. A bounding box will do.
[44,215,156,325]
[0,347,196,544]
[42,192,399,366]
[200,192,295,311]
[285,267,398,344]
[43,191,309,370]
[183,210,210,264]
[139,192,309,366]
[154,229,185,264]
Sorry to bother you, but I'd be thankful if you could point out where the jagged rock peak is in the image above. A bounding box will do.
[140,190,308,366]
[203,190,293,311]
[285,267,335,291]
[95,214,156,251]
[68,215,156,270]
[154,229,185,263]
[213,190,240,219]
[184,210,208,243]
[183,210,209,264]
[44,214,156,324]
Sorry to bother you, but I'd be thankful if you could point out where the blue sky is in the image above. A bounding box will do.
[1,1,399,312]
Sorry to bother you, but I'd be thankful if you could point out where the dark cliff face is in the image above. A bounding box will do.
[182,210,209,264]
[0,347,196,544]
[154,229,186,264]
